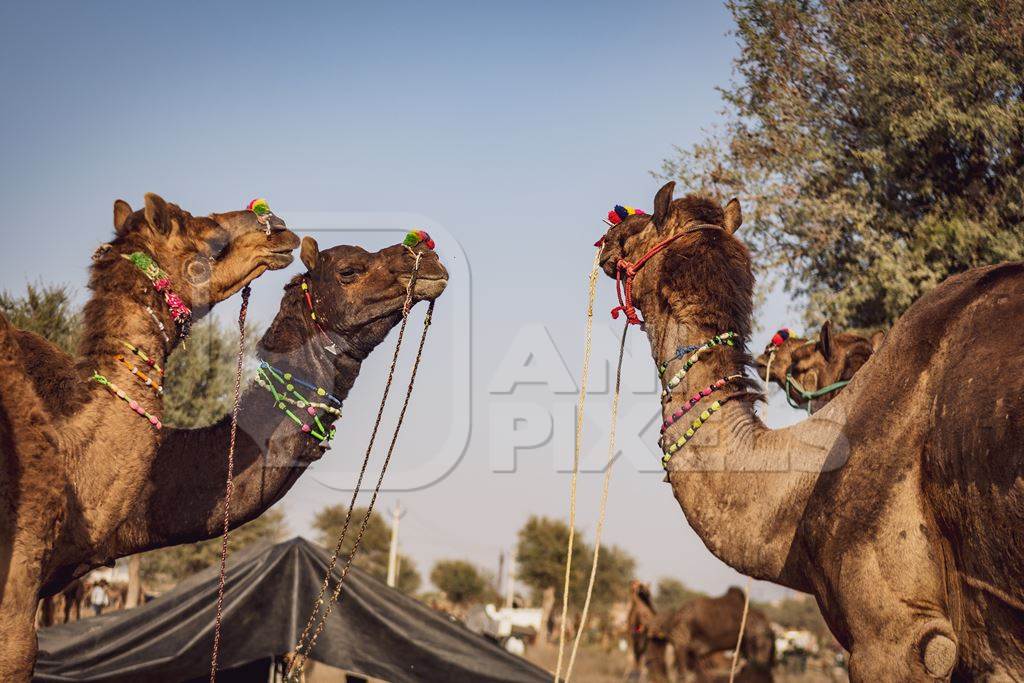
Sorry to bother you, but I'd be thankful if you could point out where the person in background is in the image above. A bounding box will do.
[88,580,110,617]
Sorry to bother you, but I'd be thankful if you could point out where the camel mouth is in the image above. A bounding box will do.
[266,252,295,269]
[401,275,448,301]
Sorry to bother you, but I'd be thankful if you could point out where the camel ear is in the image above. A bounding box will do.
[143,193,172,235]
[724,198,742,234]
[300,236,320,271]
[819,320,835,362]
[113,200,132,236]
[870,330,885,352]
[652,181,675,231]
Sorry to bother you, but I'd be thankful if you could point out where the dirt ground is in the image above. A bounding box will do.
[523,640,849,682]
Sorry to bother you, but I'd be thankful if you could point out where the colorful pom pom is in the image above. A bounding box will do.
[248,198,271,216]
[403,229,436,250]
[606,205,647,226]
[770,328,792,348]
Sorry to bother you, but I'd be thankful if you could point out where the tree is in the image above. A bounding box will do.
[430,559,488,605]
[162,319,255,428]
[311,503,422,594]
[653,577,706,613]
[515,516,589,607]
[515,516,637,616]
[0,282,80,353]
[661,0,1024,328]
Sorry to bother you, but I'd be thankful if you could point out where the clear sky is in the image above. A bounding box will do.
[0,1,808,600]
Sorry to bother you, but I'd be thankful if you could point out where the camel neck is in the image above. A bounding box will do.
[257,285,362,403]
[644,314,836,590]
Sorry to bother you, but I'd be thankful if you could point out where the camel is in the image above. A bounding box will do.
[599,181,1024,681]
[0,194,299,680]
[755,323,884,412]
[108,235,447,564]
[627,582,774,682]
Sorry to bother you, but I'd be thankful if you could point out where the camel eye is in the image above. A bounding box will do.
[337,267,358,278]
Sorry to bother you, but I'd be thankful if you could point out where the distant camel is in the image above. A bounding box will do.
[627,581,774,682]
[755,322,883,412]
[599,180,1024,680]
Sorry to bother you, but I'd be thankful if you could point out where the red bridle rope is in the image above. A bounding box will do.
[611,231,687,326]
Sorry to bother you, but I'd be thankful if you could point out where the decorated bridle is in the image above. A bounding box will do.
[597,204,745,469]
[763,327,849,413]
[598,206,729,327]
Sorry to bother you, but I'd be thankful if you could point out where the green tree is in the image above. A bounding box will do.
[162,319,255,428]
[430,559,489,605]
[311,503,422,594]
[0,282,80,353]
[515,516,637,616]
[515,516,589,606]
[661,0,1024,328]
[653,577,706,613]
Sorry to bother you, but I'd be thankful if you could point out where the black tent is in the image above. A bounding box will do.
[35,537,549,683]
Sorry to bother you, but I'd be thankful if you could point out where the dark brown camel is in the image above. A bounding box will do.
[599,181,1024,681]
[109,236,447,565]
[0,194,299,680]
[627,582,774,682]
[755,322,883,412]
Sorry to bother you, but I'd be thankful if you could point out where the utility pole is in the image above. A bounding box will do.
[386,501,406,588]
[504,553,515,609]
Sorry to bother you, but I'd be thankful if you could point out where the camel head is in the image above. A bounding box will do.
[627,581,658,664]
[105,193,301,312]
[756,321,881,410]
[598,183,760,399]
[294,235,448,359]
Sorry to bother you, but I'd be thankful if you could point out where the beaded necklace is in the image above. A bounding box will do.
[661,332,738,395]
[657,331,742,469]
[122,251,192,338]
[660,374,743,437]
[114,353,163,395]
[256,361,341,444]
[91,371,162,429]
[301,280,339,356]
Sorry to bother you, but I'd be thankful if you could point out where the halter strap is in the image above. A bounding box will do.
[784,373,850,412]
[611,224,725,326]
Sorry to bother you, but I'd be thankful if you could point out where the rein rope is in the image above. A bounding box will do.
[285,251,431,681]
[565,321,628,681]
[209,284,251,682]
[554,246,603,682]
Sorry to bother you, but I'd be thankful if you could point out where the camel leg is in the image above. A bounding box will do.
[0,561,42,682]
[0,314,66,680]
[838,489,958,681]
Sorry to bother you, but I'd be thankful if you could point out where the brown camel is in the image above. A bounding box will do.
[0,194,299,680]
[599,181,1024,681]
[755,323,883,412]
[108,235,447,564]
[627,582,774,682]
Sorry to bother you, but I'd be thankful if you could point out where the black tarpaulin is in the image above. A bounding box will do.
[35,537,549,683]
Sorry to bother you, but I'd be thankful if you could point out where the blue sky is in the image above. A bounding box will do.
[0,1,807,599]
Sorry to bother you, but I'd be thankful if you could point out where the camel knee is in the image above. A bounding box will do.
[849,619,958,682]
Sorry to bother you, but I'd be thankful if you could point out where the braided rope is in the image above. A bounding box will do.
[565,321,628,681]
[285,252,424,680]
[289,299,434,677]
[553,246,603,681]
[209,284,251,681]
[729,576,753,683]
